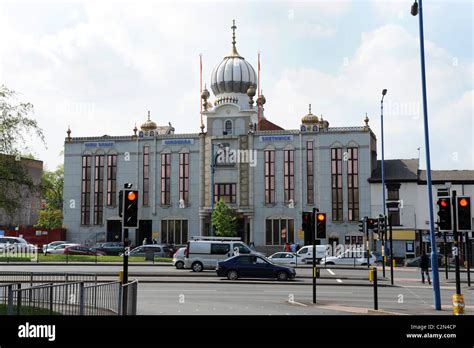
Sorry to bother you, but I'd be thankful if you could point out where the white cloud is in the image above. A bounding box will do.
[266,25,473,169]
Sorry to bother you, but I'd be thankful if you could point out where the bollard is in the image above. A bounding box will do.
[392,259,396,268]
[119,270,124,284]
[452,294,465,315]
[370,267,378,310]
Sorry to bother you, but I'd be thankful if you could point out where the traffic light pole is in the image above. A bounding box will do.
[389,218,394,285]
[366,218,370,269]
[382,226,386,278]
[312,208,317,304]
[452,190,461,295]
[122,227,129,315]
[466,232,471,287]
[444,232,448,280]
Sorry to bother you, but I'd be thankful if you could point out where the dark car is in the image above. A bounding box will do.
[94,242,124,256]
[64,245,106,256]
[216,255,296,281]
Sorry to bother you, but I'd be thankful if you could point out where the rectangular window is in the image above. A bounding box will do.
[93,155,104,225]
[214,183,236,204]
[265,218,294,245]
[161,220,188,245]
[389,210,401,226]
[143,146,149,206]
[264,150,275,204]
[106,155,117,206]
[387,184,400,200]
[347,148,359,221]
[307,141,314,204]
[81,155,91,225]
[161,153,171,205]
[179,153,189,204]
[284,149,294,202]
[331,148,343,221]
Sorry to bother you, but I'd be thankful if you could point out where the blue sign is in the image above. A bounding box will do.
[259,135,293,142]
[84,142,114,148]
[162,139,194,145]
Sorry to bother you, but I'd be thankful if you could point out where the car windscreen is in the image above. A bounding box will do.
[211,244,230,255]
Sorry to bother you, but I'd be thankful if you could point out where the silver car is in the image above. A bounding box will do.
[172,247,186,269]
[125,244,167,258]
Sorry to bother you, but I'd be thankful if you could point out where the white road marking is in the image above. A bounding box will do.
[327,269,336,275]
[336,279,343,283]
[289,300,307,307]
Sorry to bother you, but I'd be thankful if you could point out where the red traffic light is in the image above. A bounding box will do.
[439,199,448,208]
[459,198,469,207]
[127,191,137,201]
[317,213,326,222]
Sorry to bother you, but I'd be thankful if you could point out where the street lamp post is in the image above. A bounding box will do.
[210,143,223,235]
[411,0,442,310]
[381,89,388,277]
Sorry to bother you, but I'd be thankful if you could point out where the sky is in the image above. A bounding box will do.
[0,0,472,171]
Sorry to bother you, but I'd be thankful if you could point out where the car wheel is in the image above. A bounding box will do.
[227,270,239,280]
[191,262,203,272]
[277,271,289,281]
[325,262,335,265]
[175,261,184,269]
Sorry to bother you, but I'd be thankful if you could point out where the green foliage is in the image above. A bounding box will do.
[36,206,63,230]
[40,165,64,210]
[0,85,44,218]
[211,200,237,237]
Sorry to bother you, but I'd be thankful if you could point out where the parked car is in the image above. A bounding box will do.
[122,244,167,258]
[185,237,264,272]
[45,243,80,255]
[172,247,186,269]
[64,245,106,256]
[320,250,376,266]
[93,242,124,256]
[268,252,303,266]
[0,236,37,252]
[295,245,329,264]
[216,255,296,281]
[43,241,69,254]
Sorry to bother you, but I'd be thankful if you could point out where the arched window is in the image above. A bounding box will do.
[225,120,233,135]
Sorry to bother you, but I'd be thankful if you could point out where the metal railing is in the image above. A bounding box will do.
[0,271,98,285]
[3,279,137,316]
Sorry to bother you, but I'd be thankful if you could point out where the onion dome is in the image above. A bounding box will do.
[141,111,157,131]
[301,104,319,125]
[210,20,257,96]
[319,115,329,129]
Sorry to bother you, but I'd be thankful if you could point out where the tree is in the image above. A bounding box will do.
[0,85,44,218]
[35,165,64,230]
[211,200,237,237]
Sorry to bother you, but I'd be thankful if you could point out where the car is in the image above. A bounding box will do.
[295,245,329,264]
[216,255,296,281]
[43,241,69,254]
[93,242,124,256]
[172,247,186,269]
[320,250,376,266]
[122,244,168,258]
[0,236,37,252]
[185,237,264,272]
[64,245,106,256]
[267,252,304,266]
[44,243,80,254]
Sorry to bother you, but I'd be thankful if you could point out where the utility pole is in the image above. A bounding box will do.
[444,232,448,280]
[466,232,471,287]
[312,207,318,304]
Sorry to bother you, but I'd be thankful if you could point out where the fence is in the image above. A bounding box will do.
[2,279,137,315]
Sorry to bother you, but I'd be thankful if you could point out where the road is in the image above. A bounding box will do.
[1,263,472,315]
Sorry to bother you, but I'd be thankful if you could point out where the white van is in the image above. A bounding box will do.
[296,245,329,264]
[185,237,263,272]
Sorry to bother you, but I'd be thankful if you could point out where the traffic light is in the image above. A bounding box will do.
[379,215,386,233]
[372,218,379,233]
[123,190,138,228]
[437,197,452,231]
[316,213,326,239]
[367,218,375,230]
[359,217,367,233]
[457,197,472,231]
[302,211,313,235]
[118,190,124,218]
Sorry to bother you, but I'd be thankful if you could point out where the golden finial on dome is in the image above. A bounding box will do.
[227,19,241,58]
[364,112,369,127]
[66,125,71,141]
[141,110,158,131]
[301,103,319,125]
